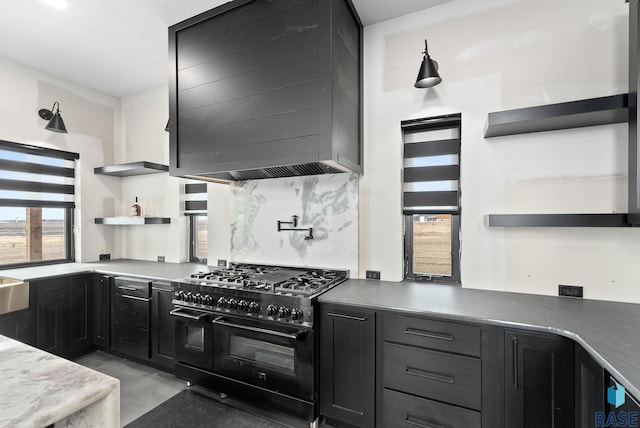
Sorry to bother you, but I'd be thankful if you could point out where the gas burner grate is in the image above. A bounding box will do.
[187,265,347,296]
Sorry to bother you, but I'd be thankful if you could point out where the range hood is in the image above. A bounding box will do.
[168,0,363,182]
[182,160,355,183]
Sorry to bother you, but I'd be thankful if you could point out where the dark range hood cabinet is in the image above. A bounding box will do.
[168,0,363,182]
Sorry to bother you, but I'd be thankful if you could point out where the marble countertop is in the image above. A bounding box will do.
[319,279,640,401]
[0,335,119,427]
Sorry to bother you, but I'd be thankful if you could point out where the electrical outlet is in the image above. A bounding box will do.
[99,253,110,261]
[559,284,583,298]
[218,259,227,267]
[366,270,381,280]
[157,256,165,262]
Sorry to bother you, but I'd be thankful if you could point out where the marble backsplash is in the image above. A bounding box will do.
[230,173,358,277]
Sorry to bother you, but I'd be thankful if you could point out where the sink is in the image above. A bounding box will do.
[0,278,29,315]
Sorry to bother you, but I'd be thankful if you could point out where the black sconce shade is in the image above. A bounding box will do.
[415,39,442,89]
[38,102,68,133]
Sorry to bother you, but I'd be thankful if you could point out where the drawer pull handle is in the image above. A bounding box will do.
[118,285,139,291]
[405,328,454,342]
[405,415,438,428]
[406,366,454,384]
[120,295,149,302]
[513,339,519,391]
[326,312,367,321]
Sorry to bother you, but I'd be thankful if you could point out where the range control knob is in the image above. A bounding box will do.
[248,302,261,314]
[226,298,238,310]
[216,297,227,308]
[266,304,278,317]
[194,293,203,304]
[278,306,291,319]
[185,292,194,302]
[290,308,304,321]
[203,295,213,306]
[237,300,249,312]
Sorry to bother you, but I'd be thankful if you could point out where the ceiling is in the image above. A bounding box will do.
[0,0,449,98]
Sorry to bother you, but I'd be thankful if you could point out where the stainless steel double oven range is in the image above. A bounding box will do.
[170,263,348,425]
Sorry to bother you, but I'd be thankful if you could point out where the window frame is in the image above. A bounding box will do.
[185,181,208,263]
[0,140,77,269]
[404,213,460,283]
[189,214,207,263]
[401,114,461,284]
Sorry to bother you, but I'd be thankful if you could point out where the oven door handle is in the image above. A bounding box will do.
[170,307,211,321]
[212,316,307,341]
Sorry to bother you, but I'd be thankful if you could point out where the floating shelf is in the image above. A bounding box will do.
[484,94,629,138]
[95,217,171,225]
[485,214,631,228]
[94,161,169,177]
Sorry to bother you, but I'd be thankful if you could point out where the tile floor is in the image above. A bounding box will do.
[75,351,187,426]
[75,351,330,428]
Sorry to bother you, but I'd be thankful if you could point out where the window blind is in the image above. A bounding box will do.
[401,114,461,214]
[184,181,207,215]
[0,140,78,209]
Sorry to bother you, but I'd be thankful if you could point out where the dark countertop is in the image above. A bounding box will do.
[0,259,210,282]
[4,261,639,401]
[319,279,640,401]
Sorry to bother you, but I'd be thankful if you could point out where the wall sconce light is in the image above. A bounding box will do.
[38,102,68,133]
[414,39,442,88]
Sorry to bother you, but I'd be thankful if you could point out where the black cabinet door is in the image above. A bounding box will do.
[36,277,69,356]
[575,345,605,428]
[68,274,93,356]
[320,305,375,428]
[151,284,175,369]
[93,274,111,347]
[0,309,35,345]
[505,330,574,428]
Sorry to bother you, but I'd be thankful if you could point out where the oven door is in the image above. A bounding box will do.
[212,315,314,400]
[171,306,214,372]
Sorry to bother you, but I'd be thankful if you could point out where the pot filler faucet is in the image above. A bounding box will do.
[277,215,314,240]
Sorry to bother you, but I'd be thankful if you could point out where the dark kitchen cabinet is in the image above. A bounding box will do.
[504,330,574,428]
[0,308,35,346]
[606,375,640,419]
[575,344,605,428]
[111,277,151,360]
[151,281,175,369]
[35,275,94,358]
[68,274,93,356]
[169,0,362,181]
[380,314,482,428]
[320,304,375,428]
[93,274,111,347]
[36,277,69,356]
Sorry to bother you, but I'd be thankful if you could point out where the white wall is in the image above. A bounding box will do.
[360,0,638,302]
[0,57,120,263]
[117,87,189,263]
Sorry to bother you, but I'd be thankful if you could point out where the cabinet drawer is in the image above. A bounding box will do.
[382,388,481,428]
[383,343,481,410]
[111,323,149,360]
[114,277,150,298]
[113,295,150,329]
[383,313,481,357]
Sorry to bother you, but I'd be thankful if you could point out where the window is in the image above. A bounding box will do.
[0,140,77,268]
[185,182,207,262]
[402,114,461,283]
